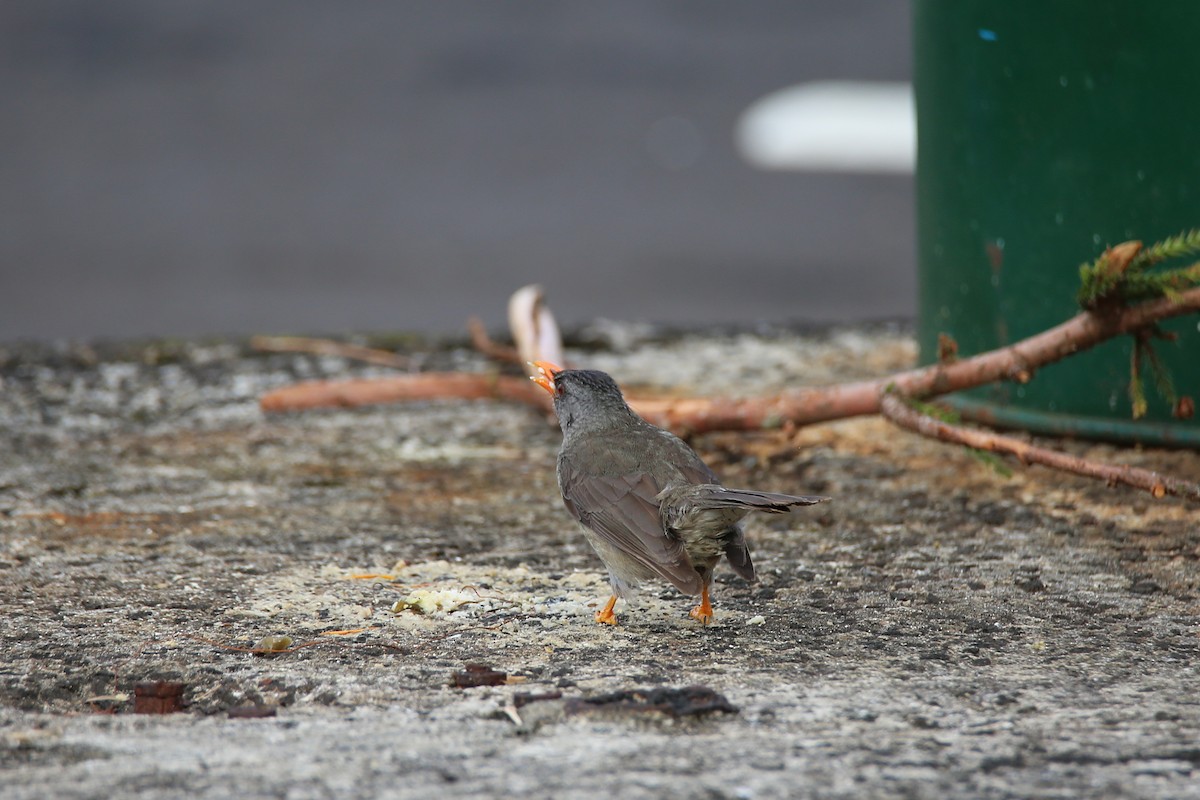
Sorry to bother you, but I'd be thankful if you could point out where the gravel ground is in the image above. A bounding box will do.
[1,325,1198,799]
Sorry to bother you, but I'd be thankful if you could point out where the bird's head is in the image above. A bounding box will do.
[530,362,636,432]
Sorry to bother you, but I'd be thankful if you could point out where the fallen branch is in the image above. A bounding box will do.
[260,372,553,413]
[260,287,1200,430]
[879,393,1200,501]
[255,279,1199,501]
[251,335,411,369]
[630,287,1200,434]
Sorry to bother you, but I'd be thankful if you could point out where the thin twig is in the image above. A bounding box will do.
[467,317,522,363]
[879,393,1200,500]
[251,335,411,369]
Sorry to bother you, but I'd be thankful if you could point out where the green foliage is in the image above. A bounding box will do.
[1129,364,1147,420]
[1078,228,1200,308]
[967,448,1014,478]
[1129,331,1178,420]
[1131,228,1200,269]
[1077,229,1199,418]
[906,396,960,424]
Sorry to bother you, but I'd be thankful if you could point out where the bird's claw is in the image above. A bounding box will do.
[689,585,714,625]
[595,594,619,626]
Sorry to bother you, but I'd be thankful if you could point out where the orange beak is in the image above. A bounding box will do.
[529,361,562,395]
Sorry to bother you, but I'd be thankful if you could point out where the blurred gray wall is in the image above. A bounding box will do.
[0,1,912,340]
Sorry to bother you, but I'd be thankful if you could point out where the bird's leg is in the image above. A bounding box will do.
[595,595,619,626]
[689,585,714,625]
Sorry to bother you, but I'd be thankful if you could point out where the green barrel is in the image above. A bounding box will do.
[914,0,1200,445]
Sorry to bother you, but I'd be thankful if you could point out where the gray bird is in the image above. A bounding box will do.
[531,361,829,625]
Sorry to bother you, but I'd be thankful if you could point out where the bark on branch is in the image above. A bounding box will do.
[879,393,1200,501]
[260,372,552,413]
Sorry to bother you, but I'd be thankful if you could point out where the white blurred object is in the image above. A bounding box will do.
[736,81,915,173]
[508,284,565,375]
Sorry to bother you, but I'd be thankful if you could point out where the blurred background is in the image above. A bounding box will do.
[1,1,913,342]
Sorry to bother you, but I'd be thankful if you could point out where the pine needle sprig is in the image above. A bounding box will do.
[1128,228,1200,270]
[1078,229,1200,308]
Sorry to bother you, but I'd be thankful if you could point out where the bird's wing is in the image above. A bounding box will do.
[559,465,703,595]
[660,433,722,487]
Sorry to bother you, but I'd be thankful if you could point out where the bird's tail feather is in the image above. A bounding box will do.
[687,486,829,513]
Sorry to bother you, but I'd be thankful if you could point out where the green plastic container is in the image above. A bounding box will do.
[914,0,1200,446]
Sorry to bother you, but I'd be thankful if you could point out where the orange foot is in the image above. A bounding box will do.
[595,595,619,626]
[688,585,714,625]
